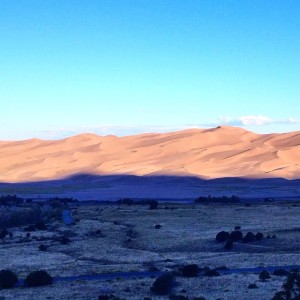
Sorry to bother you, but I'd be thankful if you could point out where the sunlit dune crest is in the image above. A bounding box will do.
[0,126,300,182]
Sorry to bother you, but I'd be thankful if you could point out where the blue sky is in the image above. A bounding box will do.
[0,0,299,140]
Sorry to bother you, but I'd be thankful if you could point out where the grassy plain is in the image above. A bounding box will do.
[1,201,300,299]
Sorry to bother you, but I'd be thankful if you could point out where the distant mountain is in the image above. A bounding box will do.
[0,126,300,182]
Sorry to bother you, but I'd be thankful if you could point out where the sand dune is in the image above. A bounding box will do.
[0,126,300,182]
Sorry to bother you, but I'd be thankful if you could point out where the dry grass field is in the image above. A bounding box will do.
[1,201,300,299]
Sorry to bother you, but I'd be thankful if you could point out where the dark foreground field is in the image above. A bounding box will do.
[1,200,300,299]
[1,175,300,201]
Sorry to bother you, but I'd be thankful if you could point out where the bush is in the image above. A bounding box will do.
[39,244,47,251]
[59,237,71,245]
[0,269,18,289]
[169,295,189,300]
[0,204,60,228]
[180,264,200,277]
[224,239,233,250]
[230,230,243,242]
[255,232,264,241]
[272,272,300,300]
[243,232,255,243]
[24,225,36,232]
[151,273,174,295]
[149,200,158,210]
[35,221,47,230]
[273,269,290,277]
[216,231,229,243]
[24,270,53,287]
[259,270,271,281]
[98,295,120,300]
[248,283,258,289]
[203,268,220,277]
[0,229,8,239]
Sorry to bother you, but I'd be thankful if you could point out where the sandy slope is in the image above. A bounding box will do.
[0,126,300,182]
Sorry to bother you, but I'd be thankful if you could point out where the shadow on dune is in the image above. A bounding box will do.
[0,174,300,201]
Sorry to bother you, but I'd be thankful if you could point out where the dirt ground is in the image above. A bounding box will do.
[1,201,300,299]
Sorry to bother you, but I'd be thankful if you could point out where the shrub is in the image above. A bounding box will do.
[149,200,158,210]
[273,269,290,277]
[39,244,47,251]
[230,230,243,242]
[155,224,161,229]
[215,266,228,271]
[248,283,258,289]
[180,264,200,277]
[35,221,47,230]
[272,272,300,300]
[98,295,120,300]
[59,237,71,245]
[255,232,264,241]
[151,273,174,295]
[24,270,53,287]
[0,195,23,206]
[24,225,36,232]
[169,295,189,300]
[216,231,229,243]
[224,239,233,250]
[235,226,241,230]
[98,296,111,300]
[0,205,46,228]
[243,232,255,243]
[148,266,160,272]
[203,268,220,277]
[259,270,271,281]
[0,229,8,239]
[0,269,18,289]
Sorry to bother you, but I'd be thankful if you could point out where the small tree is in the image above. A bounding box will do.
[259,270,271,281]
[272,272,300,300]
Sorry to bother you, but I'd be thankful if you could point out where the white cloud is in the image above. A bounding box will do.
[218,115,298,126]
[32,124,186,140]
[3,116,298,140]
